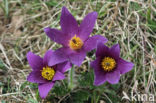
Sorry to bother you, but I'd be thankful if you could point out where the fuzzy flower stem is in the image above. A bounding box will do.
[68,65,74,90]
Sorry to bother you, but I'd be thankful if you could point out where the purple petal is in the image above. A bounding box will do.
[48,47,71,66]
[91,58,107,86]
[38,82,54,99]
[27,71,47,83]
[109,44,120,60]
[26,52,43,71]
[57,61,72,73]
[44,28,69,46]
[106,70,120,84]
[69,51,86,67]
[96,42,109,57]
[52,71,65,81]
[117,58,134,74]
[60,7,78,37]
[78,12,98,41]
[83,35,108,52]
[90,57,101,69]
[43,50,53,66]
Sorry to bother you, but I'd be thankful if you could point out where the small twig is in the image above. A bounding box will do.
[0,92,24,97]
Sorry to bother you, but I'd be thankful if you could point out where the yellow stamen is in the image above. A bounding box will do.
[69,35,83,50]
[101,57,116,72]
[41,66,55,80]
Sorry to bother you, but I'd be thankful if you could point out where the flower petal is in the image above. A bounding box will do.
[44,27,69,46]
[27,52,43,71]
[60,7,78,37]
[69,51,86,67]
[106,70,120,84]
[43,50,53,66]
[57,61,72,73]
[96,42,109,57]
[48,47,70,66]
[27,71,47,83]
[91,57,107,86]
[109,44,120,60]
[78,12,98,41]
[83,35,108,52]
[52,71,65,81]
[38,82,54,99]
[117,58,134,74]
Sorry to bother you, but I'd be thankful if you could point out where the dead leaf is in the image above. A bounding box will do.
[10,10,24,37]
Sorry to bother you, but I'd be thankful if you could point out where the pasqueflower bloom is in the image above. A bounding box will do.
[27,50,71,98]
[44,7,107,66]
[91,42,134,86]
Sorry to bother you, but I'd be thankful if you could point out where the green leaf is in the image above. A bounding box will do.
[53,81,70,97]
[1,100,6,103]
[0,2,5,13]
[98,3,109,18]
[20,81,29,90]
[29,83,38,89]
[3,0,9,17]
[0,60,6,70]
[71,90,90,103]
[78,70,95,89]
[110,84,120,91]
[45,0,58,7]
[36,90,41,101]
[0,82,4,86]
[27,98,38,103]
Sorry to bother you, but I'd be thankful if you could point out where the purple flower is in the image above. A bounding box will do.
[27,50,71,99]
[44,7,108,67]
[91,42,134,86]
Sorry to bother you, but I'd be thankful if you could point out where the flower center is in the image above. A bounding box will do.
[41,66,55,80]
[101,57,116,72]
[69,35,83,50]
